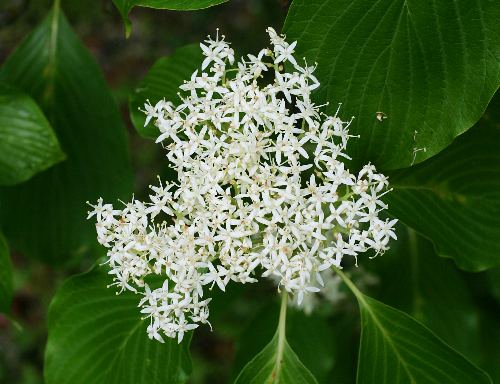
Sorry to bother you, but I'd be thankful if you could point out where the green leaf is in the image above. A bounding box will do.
[371,227,480,359]
[283,0,500,169]
[130,44,203,138]
[385,95,500,271]
[235,333,318,384]
[232,302,334,383]
[0,231,13,314]
[235,295,318,384]
[0,6,133,264]
[45,266,192,384]
[112,0,229,37]
[0,84,64,185]
[336,269,492,384]
[231,302,278,379]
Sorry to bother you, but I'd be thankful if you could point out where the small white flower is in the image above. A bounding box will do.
[274,40,298,66]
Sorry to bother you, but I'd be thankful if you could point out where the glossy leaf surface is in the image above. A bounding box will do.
[0,84,64,185]
[284,0,500,169]
[235,296,318,384]
[234,331,317,384]
[337,270,492,384]
[45,267,192,384]
[386,96,500,271]
[0,7,133,264]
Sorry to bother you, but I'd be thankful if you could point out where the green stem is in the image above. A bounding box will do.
[274,291,288,383]
[332,266,364,303]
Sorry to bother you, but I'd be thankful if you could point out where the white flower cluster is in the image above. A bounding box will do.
[290,269,345,315]
[88,28,397,343]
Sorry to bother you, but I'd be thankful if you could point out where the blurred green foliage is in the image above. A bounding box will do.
[0,1,498,383]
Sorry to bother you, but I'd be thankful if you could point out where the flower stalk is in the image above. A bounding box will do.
[275,291,288,382]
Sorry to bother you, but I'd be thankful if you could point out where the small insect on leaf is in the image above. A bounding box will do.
[376,112,387,121]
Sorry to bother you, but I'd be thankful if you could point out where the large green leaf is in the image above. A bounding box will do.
[0,84,64,185]
[231,302,335,383]
[283,0,500,170]
[112,0,229,37]
[130,44,202,138]
[0,6,133,264]
[45,267,192,384]
[385,95,500,271]
[0,231,13,314]
[371,228,480,359]
[336,270,491,384]
[234,333,318,384]
[235,295,318,384]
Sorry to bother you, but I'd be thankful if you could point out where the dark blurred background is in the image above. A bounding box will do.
[0,1,289,382]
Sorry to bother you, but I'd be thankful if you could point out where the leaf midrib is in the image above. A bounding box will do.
[271,293,288,383]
